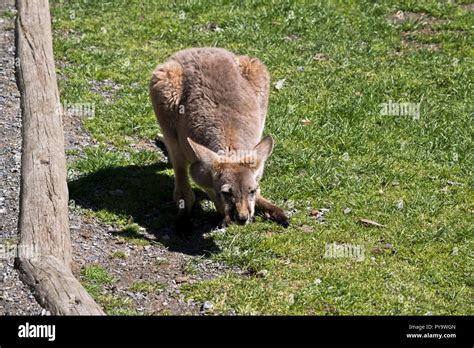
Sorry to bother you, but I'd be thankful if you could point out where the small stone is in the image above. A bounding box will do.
[201,301,213,311]
[205,22,223,32]
[175,276,189,284]
[274,78,286,90]
[314,278,322,285]
[309,208,327,224]
[343,207,352,214]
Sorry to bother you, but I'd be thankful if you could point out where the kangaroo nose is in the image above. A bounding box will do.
[236,214,249,225]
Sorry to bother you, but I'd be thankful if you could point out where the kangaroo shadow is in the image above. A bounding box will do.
[68,161,221,256]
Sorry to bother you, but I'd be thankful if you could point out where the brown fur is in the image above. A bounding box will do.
[149,47,288,229]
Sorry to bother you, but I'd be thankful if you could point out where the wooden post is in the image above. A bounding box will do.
[15,0,104,315]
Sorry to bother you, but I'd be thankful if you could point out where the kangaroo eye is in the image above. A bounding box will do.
[221,186,232,197]
[221,190,232,198]
[249,189,257,195]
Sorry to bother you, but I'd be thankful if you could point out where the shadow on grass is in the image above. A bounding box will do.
[68,162,221,256]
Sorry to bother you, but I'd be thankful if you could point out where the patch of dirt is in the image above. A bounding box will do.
[400,31,440,52]
[89,79,123,102]
[387,10,445,54]
[0,0,43,315]
[386,10,443,27]
[130,138,159,152]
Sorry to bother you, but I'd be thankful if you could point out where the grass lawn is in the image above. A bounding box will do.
[50,0,472,315]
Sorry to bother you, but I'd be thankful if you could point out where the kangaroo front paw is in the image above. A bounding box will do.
[219,215,232,228]
[266,209,290,228]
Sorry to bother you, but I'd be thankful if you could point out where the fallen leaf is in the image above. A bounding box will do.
[371,242,395,255]
[313,53,329,62]
[285,34,299,41]
[301,119,312,125]
[359,218,384,228]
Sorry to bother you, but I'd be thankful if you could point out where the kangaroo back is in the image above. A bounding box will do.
[150,47,269,161]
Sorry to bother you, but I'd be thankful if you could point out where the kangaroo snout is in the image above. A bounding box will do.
[235,213,250,225]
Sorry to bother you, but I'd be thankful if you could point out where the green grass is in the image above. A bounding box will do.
[110,250,128,259]
[1,8,16,19]
[52,0,473,315]
[129,281,166,294]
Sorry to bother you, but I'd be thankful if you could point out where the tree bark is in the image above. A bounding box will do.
[15,0,104,315]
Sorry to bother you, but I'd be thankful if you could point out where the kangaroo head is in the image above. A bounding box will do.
[187,136,274,225]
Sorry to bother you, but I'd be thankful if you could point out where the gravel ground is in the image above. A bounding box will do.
[0,0,43,315]
[1,1,236,315]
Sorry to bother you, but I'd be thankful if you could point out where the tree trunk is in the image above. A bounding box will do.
[15,0,104,315]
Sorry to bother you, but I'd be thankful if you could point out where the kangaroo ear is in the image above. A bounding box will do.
[187,137,219,166]
[254,135,274,163]
[252,136,274,181]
